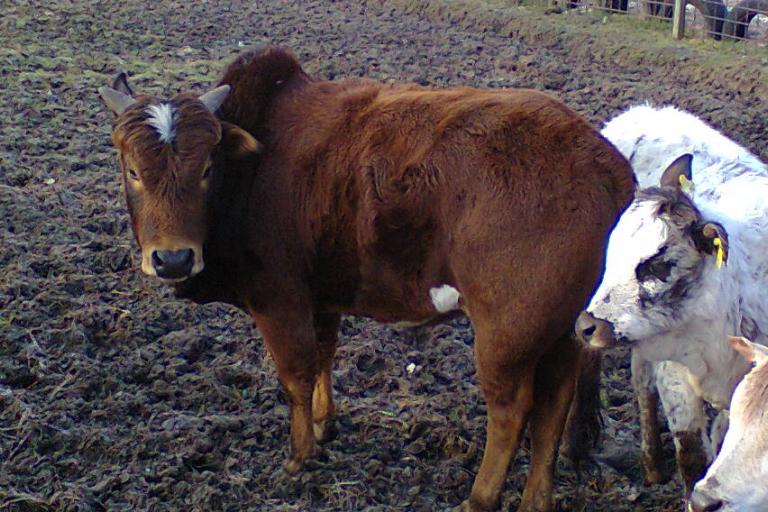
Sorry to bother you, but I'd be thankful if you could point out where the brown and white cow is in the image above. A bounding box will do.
[99,47,634,511]
[689,336,768,512]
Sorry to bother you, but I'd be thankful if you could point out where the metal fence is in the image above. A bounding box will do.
[550,0,768,43]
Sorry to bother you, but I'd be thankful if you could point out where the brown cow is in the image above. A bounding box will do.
[99,47,634,511]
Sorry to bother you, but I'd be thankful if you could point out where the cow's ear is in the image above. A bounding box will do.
[660,153,694,193]
[730,336,768,365]
[694,221,728,268]
[99,72,136,116]
[219,122,262,159]
[112,72,134,97]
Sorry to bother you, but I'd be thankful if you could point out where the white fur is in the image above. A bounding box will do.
[693,357,768,510]
[601,104,764,195]
[430,285,460,313]
[592,104,768,492]
[146,103,176,144]
[589,199,671,340]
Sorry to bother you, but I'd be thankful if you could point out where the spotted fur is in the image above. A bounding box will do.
[588,104,768,495]
[588,188,717,346]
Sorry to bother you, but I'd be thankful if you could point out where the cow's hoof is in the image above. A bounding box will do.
[313,419,337,443]
[517,501,554,512]
[452,501,473,512]
[643,468,666,485]
[453,499,492,512]
[283,442,322,475]
[282,458,305,475]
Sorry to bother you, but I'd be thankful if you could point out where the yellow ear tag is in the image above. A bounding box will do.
[713,237,724,269]
[679,174,694,194]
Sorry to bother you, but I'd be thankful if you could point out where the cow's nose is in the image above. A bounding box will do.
[689,489,723,512]
[575,311,616,347]
[152,249,194,279]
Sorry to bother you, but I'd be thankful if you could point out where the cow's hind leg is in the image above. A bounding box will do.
[519,334,580,512]
[459,326,537,511]
[312,312,340,443]
[561,344,602,466]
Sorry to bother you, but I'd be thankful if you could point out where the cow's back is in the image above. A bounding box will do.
[602,104,766,191]
[264,82,634,324]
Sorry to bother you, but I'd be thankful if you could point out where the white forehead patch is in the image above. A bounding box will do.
[430,285,461,313]
[588,199,669,310]
[146,103,176,144]
[605,200,668,274]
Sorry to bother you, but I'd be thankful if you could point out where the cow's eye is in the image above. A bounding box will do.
[636,256,673,282]
[202,165,212,181]
[127,168,140,181]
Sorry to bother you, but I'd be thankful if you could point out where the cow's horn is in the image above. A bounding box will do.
[199,85,230,113]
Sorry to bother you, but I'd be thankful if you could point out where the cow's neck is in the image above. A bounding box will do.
[173,160,257,306]
[637,322,751,409]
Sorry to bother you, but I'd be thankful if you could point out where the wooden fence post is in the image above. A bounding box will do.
[673,0,687,39]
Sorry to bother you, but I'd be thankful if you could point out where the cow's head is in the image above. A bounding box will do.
[689,336,768,512]
[576,154,729,347]
[99,74,260,283]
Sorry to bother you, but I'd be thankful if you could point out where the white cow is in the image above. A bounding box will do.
[690,336,768,512]
[575,104,768,494]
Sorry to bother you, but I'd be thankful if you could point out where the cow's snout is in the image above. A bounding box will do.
[689,489,723,512]
[575,311,617,348]
[152,249,195,280]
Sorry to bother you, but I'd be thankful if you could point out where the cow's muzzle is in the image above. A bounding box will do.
[688,488,723,512]
[152,249,195,280]
[575,311,617,348]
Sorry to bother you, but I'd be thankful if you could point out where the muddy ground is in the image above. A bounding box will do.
[1,1,767,511]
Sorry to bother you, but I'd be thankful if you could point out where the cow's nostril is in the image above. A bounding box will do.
[575,311,617,347]
[703,500,723,512]
[152,249,195,279]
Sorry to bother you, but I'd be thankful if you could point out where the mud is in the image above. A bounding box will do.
[2,1,767,510]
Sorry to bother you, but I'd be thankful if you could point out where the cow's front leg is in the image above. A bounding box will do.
[251,309,320,473]
[631,351,665,485]
[282,372,318,474]
[656,361,709,496]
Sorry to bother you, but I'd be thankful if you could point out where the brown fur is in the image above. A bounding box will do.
[102,46,635,511]
[111,95,221,259]
[675,430,709,496]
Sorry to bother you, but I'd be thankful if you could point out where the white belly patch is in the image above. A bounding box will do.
[430,285,461,313]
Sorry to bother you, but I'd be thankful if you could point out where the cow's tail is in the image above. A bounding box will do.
[561,342,603,469]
